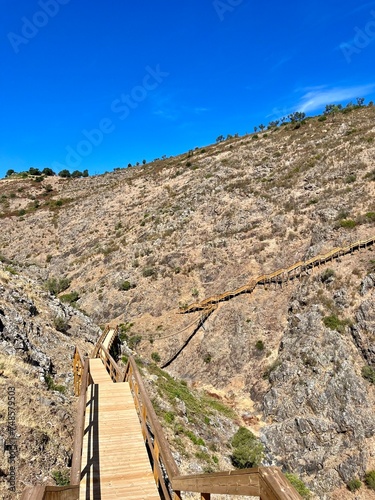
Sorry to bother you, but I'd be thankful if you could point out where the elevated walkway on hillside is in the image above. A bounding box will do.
[21,328,302,500]
[80,345,159,499]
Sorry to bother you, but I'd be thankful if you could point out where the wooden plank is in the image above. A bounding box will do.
[259,467,302,500]
[20,485,46,500]
[80,380,160,499]
[89,358,113,384]
[172,469,260,496]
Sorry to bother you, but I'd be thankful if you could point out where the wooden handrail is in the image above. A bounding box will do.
[124,357,179,498]
[70,358,90,485]
[172,468,260,496]
[20,485,79,500]
[72,346,84,396]
[123,357,303,499]
[96,344,123,382]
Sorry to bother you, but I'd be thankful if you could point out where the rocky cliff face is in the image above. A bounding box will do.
[0,105,375,497]
[262,275,375,498]
[0,264,100,497]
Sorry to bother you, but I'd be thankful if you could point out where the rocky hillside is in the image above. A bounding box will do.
[0,263,100,496]
[1,105,375,498]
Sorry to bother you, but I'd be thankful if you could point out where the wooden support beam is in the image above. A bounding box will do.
[259,467,303,499]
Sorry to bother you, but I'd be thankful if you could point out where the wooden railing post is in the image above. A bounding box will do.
[70,358,90,485]
[259,467,303,499]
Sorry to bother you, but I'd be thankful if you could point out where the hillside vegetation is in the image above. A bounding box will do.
[1,105,375,498]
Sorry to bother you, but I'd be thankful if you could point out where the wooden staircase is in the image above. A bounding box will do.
[80,355,159,499]
[21,328,303,500]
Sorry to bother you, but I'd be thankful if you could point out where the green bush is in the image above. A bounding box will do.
[320,268,335,282]
[59,291,79,305]
[339,219,356,229]
[255,340,264,351]
[142,267,157,278]
[323,315,351,333]
[163,411,175,424]
[151,352,161,363]
[231,427,264,468]
[203,354,212,363]
[362,365,375,384]
[45,277,71,295]
[119,280,132,291]
[53,316,69,333]
[45,374,66,394]
[52,469,70,486]
[285,473,311,499]
[345,174,356,183]
[185,430,205,446]
[347,478,362,491]
[365,169,375,181]
[365,470,375,490]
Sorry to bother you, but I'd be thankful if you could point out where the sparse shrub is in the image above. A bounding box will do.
[151,352,161,363]
[119,280,132,291]
[185,430,205,446]
[318,115,327,122]
[192,288,199,298]
[365,470,375,490]
[203,354,212,363]
[321,268,335,282]
[163,411,175,424]
[362,365,375,384]
[128,335,142,350]
[45,277,71,295]
[52,469,70,486]
[53,316,69,333]
[285,473,311,499]
[365,169,375,181]
[231,427,264,468]
[45,374,66,394]
[345,174,356,183]
[323,315,351,333]
[18,209,26,216]
[59,291,79,305]
[255,340,264,351]
[365,212,375,221]
[118,322,134,342]
[339,219,356,229]
[142,267,157,278]
[347,478,362,491]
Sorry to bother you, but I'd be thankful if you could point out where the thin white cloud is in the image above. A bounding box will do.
[270,56,293,72]
[295,84,375,113]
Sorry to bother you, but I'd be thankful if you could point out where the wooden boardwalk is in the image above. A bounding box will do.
[80,332,159,499]
[22,328,303,499]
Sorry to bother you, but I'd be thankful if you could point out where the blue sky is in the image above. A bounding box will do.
[1,0,375,177]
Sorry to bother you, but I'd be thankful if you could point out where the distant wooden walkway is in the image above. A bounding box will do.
[80,332,159,499]
[182,236,375,313]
